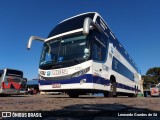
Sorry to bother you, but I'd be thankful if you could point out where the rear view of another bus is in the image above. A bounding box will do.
[0,68,24,95]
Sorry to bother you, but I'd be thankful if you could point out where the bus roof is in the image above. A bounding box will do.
[0,68,23,72]
[60,12,98,23]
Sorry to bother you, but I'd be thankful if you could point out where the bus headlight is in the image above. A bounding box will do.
[72,67,90,78]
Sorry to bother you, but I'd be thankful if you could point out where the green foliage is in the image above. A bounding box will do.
[143,67,160,89]
[142,75,158,89]
[146,67,160,77]
[142,75,158,84]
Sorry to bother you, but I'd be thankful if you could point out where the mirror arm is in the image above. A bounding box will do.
[83,17,102,35]
[27,36,45,50]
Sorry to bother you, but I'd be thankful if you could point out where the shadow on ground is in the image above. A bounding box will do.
[2,103,160,120]
[0,95,30,97]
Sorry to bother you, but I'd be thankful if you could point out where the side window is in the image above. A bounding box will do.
[93,42,101,61]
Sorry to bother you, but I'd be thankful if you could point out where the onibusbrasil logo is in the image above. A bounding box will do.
[2,112,42,118]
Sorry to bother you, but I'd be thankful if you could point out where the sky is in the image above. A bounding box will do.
[0,0,160,80]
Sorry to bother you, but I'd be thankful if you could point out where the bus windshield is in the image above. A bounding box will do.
[6,69,23,78]
[39,34,89,69]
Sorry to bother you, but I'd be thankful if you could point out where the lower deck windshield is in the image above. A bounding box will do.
[4,69,23,83]
[39,33,89,69]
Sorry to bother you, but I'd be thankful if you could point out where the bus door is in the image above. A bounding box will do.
[92,36,104,88]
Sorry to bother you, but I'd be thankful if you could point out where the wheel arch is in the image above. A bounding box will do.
[110,75,116,83]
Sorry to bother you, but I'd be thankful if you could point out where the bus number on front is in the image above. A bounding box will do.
[52,69,68,75]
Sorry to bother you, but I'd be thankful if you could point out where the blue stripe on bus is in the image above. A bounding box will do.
[39,74,93,85]
[39,74,137,92]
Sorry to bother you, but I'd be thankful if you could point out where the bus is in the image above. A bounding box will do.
[27,12,142,98]
[0,68,24,95]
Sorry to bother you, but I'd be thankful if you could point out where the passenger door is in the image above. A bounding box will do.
[92,36,104,88]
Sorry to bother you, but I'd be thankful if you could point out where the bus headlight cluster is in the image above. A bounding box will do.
[72,67,90,78]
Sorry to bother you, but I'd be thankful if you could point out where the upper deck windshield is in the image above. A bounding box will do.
[48,13,95,38]
[40,33,89,69]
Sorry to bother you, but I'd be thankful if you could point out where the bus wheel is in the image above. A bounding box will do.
[109,82,117,97]
[103,91,109,97]
[128,93,135,97]
[68,92,79,98]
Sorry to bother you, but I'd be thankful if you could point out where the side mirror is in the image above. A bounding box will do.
[27,36,46,50]
[83,17,102,35]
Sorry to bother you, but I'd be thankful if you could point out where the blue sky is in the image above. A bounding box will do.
[0,0,160,79]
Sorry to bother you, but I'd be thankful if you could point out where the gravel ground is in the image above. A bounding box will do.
[0,94,160,120]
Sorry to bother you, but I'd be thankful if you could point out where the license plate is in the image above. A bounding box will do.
[52,83,61,88]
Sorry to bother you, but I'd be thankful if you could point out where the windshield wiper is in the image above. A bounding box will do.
[52,64,62,69]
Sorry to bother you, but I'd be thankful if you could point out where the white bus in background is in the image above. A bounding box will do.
[27,12,142,98]
[0,68,24,95]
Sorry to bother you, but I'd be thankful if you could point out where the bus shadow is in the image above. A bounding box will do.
[45,94,136,99]
[1,103,160,120]
[0,95,30,97]
[45,94,97,99]
[42,104,160,119]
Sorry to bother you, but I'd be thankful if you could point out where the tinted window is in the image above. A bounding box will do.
[48,13,95,38]
[96,16,139,73]
[112,57,134,81]
[91,31,108,62]
[39,33,88,70]
[93,42,101,60]
[6,69,23,78]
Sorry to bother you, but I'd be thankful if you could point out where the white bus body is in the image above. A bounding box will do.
[27,12,142,97]
[0,68,24,95]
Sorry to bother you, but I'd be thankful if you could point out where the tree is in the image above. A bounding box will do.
[146,67,160,77]
[146,67,160,83]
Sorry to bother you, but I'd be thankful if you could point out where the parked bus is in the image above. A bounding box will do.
[0,68,24,95]
[27,12,142,98]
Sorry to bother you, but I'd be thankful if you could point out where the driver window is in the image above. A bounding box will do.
[93,42,102,61]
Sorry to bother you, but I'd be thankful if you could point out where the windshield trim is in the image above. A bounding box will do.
[45,28,83,42]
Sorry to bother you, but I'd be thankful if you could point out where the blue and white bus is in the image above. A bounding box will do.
[27,12,142,98]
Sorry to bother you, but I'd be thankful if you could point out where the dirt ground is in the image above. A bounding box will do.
[0,94,160,120]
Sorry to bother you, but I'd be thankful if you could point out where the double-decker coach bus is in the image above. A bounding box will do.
[27,12,142,98]
[0,68,24,95]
